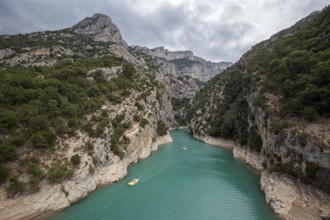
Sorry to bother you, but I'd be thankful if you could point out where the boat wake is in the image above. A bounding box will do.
[138,161,176,184]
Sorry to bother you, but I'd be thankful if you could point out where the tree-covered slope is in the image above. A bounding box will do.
[0,55,169,194]
[0,14,180,197]
[190,6,330,192]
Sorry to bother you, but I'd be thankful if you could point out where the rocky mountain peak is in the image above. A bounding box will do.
[71,13,127,46]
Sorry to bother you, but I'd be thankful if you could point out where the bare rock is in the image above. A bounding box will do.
[71,13,127,46]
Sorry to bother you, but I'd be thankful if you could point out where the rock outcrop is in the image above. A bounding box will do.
[261,171,330,220]
[189,7,330,220]
[71,13,127,46]
[0,81,174,219]
[132,46,232,81]
[0,132,172,220]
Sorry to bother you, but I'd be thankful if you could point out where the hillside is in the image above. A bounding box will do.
[189,6,330,219]
[0,13,229,219]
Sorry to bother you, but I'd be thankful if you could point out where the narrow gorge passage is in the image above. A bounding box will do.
[49,129,278,220]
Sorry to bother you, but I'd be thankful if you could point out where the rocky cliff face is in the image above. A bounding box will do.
[0,14,138,66]
[0,63,174,219]
[189,7,330,220]
[132,46,232,81]
[71,13,127,46]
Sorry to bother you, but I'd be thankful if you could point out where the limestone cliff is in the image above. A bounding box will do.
[131,46,232,81]
[0,65,174,219]
[189,7,330,220]
[71,13,127,46]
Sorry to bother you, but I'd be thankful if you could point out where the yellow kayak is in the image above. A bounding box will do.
[128,179,139,186]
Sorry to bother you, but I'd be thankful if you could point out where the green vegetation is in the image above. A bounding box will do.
[193,66,249,146]
[297,132,308,147]
[110,136,125,159]
[0,164,9,183]
[135,101,144,111]
[190,6,330,192]
[156,120,168,136]
[0,54,143,191]
[270,161,297,176]
[171,97,191,126]
[247,6,330,120]
[0,110,17,132]
[140,118,149,128]
[31,130,57,149]
[6,174,24,196]
[47,162,74,183]
[305,161,320,179]
[70,154,81,166]
[89,165,95,175]
[271,121,288,135]
[247,128,263,152]
[193,6,330,142]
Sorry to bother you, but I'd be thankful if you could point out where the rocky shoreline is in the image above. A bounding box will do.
[0,133,173,220]
[194,134,330,220]
[193,133,235,149]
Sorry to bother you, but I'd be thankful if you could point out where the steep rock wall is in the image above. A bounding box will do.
[0,128,172,220]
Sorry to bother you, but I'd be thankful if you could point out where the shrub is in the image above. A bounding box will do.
[27,162,42,177]
[82,122,94,135]
[0,164,10,183]
[0,111,17,132]
[122,63,136,80]
[28,176,40,192]
[110,136,125,159]
[254,94,267,108]
[302,107,319,121]
[271,120,288,135]
[297,132,308,147]
[135,102,144,111]
[89,165,95,175]
[121,90,131,97]
[114,125,125,137]
[133,114,140,122]
[220,120,235,138]
[111,114,125,127]
[156,120,168,136]
[55,123,67,136]
[70,154,81,166]
[84,141,94,151]
[93,124,105,137]
[0,143,17,162]
[6,174,24,196]
[92,156,100,165]
[305,161,320,179]
[47,162,73,183]
[8,137,24,147]
[247,129,263,152]
[281,162,296,176]
[140,118,149,128]
[31,130,57,149]
[174,114,186,126]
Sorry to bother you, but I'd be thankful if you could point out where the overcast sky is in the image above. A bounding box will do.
[0,0,329,62]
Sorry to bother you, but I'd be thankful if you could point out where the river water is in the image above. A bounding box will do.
[49,129,278,220]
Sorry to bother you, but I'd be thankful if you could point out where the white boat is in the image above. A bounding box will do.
[128,178,139,186]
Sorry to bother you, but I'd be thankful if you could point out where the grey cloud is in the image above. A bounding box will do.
[0,0,329,62]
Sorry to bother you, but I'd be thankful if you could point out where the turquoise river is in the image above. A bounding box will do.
[49,129,278,220]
